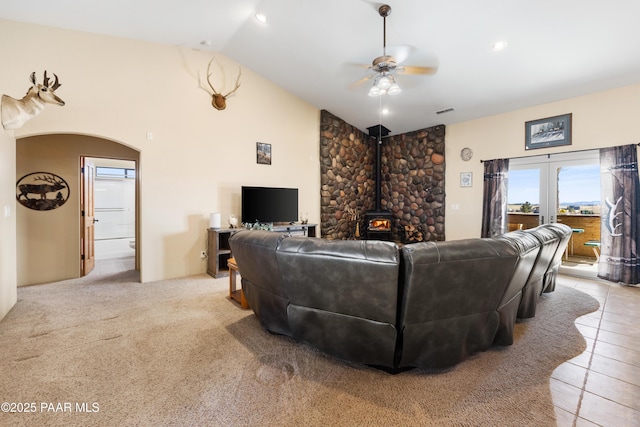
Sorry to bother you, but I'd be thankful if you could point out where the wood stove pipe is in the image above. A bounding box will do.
[375,137,382,211]
[366,124,391,212]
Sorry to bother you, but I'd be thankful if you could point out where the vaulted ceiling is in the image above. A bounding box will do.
[3,0,640,135]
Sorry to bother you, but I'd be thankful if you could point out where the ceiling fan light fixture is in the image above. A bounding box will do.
[377,75,391,90]
[370,73,400,95]
[387,82,401,95]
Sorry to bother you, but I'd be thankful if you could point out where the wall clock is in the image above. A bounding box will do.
[460,147,473,161]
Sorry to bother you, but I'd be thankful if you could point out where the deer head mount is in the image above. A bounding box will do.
[1,71,65,130]
[198,58,241,110]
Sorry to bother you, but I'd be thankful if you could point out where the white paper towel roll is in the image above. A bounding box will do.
[209,212,221,229]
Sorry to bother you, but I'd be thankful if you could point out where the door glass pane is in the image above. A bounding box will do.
[507,168,540,230]
[555,163,601,260]
[556,164,600,216]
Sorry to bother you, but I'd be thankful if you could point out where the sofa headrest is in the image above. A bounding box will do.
[494,230,541,255]
[278,237,400,264]
[546,223,573,239]
[522,224,562,245]
[229,229,287,249]
[402,238,521,265]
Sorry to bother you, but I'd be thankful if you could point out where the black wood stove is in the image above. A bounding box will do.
[363,124,393,241]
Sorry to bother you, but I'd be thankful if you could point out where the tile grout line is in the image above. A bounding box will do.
[571,282,610,426]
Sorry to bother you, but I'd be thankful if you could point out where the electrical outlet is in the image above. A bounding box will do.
[200,251,207,259]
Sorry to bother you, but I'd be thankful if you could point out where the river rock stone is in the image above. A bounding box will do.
[320,110,445,241]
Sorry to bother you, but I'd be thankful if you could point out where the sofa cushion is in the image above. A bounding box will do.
[542,223,573,293]
[276,238,400,323]
[276,237,401,367]
[228,230,291,335]
[399,238,519,369]
[492,230,542,344]
[518,225,563,318]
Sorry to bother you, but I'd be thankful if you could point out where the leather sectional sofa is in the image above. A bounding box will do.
[228,223,572,372]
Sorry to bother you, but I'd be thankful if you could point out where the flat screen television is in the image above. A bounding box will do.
[241,186,298,224]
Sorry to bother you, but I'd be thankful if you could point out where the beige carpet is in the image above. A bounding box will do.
[0,269,598,427]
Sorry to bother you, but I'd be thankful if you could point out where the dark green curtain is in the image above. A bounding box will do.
[481,159,509,238]
[598,144,640,285]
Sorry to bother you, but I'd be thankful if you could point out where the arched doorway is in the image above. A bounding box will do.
[15,134,140,286]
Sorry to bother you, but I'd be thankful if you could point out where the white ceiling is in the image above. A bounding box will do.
[3,0,640,135]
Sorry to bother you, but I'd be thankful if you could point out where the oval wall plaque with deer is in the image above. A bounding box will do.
[16,172,70,211]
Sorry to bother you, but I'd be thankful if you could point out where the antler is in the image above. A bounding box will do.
[42,71,62,90]
[202,57,241,97]
[206,58,220,96]
[223,67,242,98]
[35,174,61,184]
[199,57,242,110]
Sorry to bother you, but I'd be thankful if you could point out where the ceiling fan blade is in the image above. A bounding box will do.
[387,45,414,64]
[397,65,438,75]
[349,74,375,89]
[347,62,373,70]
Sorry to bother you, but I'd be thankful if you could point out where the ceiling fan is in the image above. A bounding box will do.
[355,4,437,96]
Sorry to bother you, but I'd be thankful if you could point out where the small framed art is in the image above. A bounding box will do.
[256,142,271,165]
[460,172,472,187]
[525,113,572,150]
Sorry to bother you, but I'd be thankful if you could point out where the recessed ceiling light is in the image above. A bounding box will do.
[381,108,389,115]
[255,12,267,23]
[492,41,508,51]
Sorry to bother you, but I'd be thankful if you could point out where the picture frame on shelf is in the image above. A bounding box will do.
[525,113,572,150]
[256,142,271,165]
[460,172,472,187]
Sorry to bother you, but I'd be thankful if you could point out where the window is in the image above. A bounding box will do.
[96,167,136,179]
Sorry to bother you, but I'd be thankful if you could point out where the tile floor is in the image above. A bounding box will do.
[552,275,640,426]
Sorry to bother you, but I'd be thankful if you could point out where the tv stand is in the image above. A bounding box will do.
[272,223,316,237]
[207,224,316,278]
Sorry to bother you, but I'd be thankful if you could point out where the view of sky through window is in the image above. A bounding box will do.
[508,164,600,213]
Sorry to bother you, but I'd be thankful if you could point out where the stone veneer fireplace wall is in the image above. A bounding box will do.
[319,110,446,242]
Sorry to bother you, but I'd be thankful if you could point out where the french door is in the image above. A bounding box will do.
[508,151,601,271]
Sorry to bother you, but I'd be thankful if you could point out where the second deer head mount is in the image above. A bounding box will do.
[198,57,241,110]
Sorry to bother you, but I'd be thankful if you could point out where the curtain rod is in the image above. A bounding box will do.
[479,142,640,163]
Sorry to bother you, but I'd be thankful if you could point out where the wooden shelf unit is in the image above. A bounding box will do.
[207,227,237,278]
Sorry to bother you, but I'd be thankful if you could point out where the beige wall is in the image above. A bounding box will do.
[445,83,640,240]
[0,131,17,319]
[1,19,320,284]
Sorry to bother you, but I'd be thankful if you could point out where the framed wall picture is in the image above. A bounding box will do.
[525,113,572,150]
[256,142,271,165]
[460,172,472,187]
